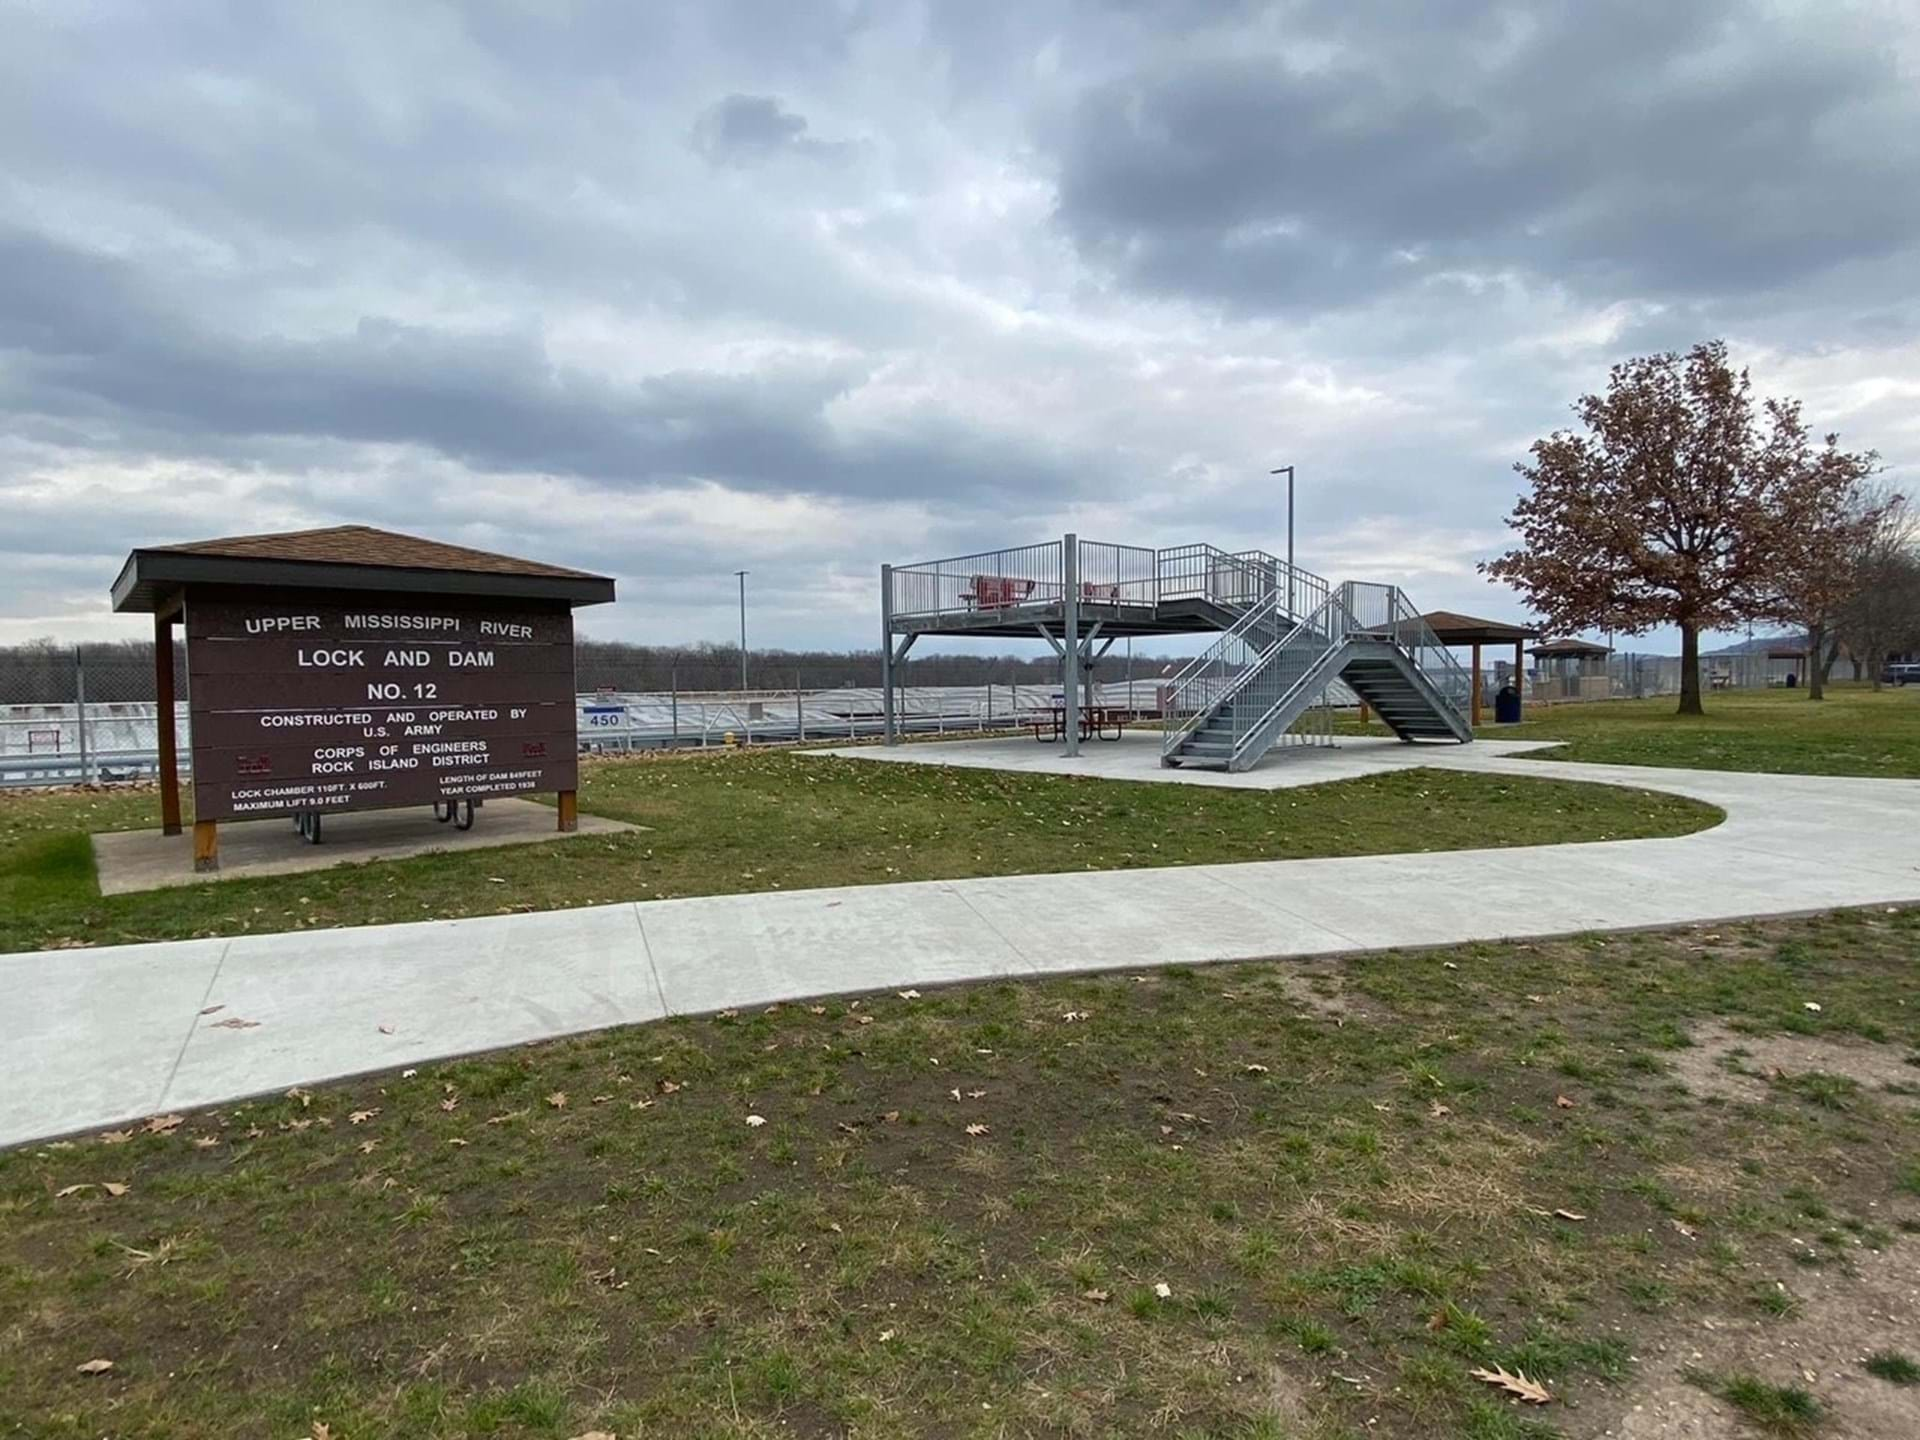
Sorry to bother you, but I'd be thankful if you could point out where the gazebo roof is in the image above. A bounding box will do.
[1419,610,1539,645]
[111,525,616,613]
[1531,637,1612,659]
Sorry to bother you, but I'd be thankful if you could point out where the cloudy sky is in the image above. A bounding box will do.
[5,0,1918,655]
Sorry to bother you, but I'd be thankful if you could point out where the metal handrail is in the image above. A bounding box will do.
[1158,590,1298,755]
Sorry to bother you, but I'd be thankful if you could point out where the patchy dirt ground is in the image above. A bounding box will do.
[5,905,1918,1438]
[1669,1021,1920,1108]
[1592,1241,1920,1438]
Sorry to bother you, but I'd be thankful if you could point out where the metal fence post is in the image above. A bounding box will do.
[796,675,804,742]
[74,648,90,785]
[671,668,679,739]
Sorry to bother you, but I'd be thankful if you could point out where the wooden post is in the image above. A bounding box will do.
[1470,641,1482,729]
[192,820,218,873]
[1514,640,1525,720]
[1359,701,1371,726]
[557,790,578,833]
[155,612,182,836]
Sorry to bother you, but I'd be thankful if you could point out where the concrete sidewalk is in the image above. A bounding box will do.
[5,740,1918,1149]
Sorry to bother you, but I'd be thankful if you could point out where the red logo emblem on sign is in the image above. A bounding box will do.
[522,741,547,759]
[237,754,271,775]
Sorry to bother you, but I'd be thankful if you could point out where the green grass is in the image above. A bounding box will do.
[1493,686,1919,777]
[0,748,1718,954]
[1691,1371,1826,1433]
[5,904,1918,1438]
[1864,1350,1920,1385]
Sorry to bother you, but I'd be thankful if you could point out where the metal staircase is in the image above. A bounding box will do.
[1161,580,1473,772]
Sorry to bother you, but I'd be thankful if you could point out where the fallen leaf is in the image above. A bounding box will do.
[1803,1001,1823,1013]
[1554,1095,1576,1109]
[1082,1288,1111,1302]
[359,1139,378,1154]
[1671,1218,1698,1239]
[1153,1281,1172,1299]
[1470,1365,1551,1404]
[440,1097,458,1112]
[208,1017,261,1030]
[198,1004,225,1016]
[486,876,507,884]
[75,1357,114,1375]
[567,1431,617,1440]
[1243,1063,1270,1074]
[287,1087,312,1108]
[547,1091,569,1109]
[808,1005,827,1015]
[1429,1101,1453,1117]
[144,1114,184,1134]
[882,1110,900,1123]
[191,1136,219,1150]
[964,1122,991,1136]
[401,1068,418,1078]
[745,1114,767,1128]
[377,1024,395,1035]
[897,989,921,1000]
[658,1080,682,1094]
[99,1130,133,1145]
[348,1108,380,1125]
[878,1328,896,1342]
[856,1014,875,1026]
[55,1183,93,1198]
[312,1423,333,1440]
[447,1137,470,1147]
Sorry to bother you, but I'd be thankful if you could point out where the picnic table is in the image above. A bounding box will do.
[1028,704,1129,743]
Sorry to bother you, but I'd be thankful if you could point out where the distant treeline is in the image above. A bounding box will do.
[0,637,1183,704]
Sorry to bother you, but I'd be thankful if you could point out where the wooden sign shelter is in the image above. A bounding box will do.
[111,526,615,872]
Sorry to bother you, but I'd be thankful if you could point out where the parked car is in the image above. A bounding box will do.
[1882,662,1920,687]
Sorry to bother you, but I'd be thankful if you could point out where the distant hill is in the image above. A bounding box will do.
[1705,633,1805,656]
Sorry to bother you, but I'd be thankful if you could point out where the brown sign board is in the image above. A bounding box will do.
[187,596,579,821]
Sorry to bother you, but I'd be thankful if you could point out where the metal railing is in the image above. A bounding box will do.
[1075,540,1159,610]
[1214,591,1346,758]
[888,539,1332,630]
[887,541,1065,623]
[1156,589,1298,754]
[1332,581,1474,721]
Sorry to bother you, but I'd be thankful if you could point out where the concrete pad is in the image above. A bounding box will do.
[92,797,636,895]
[807,730,1561,790]
[161,903,656,1112]
[0,936,228,1147]
[640,881,1031,1015]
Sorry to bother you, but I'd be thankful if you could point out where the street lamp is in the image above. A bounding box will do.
[734,569,749,691]
[1270,464,1295,614]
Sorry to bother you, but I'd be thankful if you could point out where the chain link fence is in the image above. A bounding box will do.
[0,646,1189,789]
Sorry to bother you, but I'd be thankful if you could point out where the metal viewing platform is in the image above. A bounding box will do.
[880,535,1472,770]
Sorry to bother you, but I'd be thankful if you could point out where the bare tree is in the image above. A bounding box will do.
[1765,443,1886,700]
[1835,487,1920,688]
[1483,342,1873,715]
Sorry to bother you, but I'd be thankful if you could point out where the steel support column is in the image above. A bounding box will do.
[880,564,896,746]
[1063,532,1080,757]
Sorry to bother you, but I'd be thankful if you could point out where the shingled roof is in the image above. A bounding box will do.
[1418,610,1539,644]
[112,525,615,612]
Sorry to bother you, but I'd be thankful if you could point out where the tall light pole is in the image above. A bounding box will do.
[734,569,749,691]
[1270,465,1295,613]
